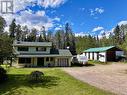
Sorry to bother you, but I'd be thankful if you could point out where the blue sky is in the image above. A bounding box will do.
[1,0,127,36]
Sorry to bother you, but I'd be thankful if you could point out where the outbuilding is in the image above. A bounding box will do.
[83,46,124,62]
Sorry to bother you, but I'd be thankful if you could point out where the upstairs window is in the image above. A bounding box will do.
[18,47,28,51]
[36,47,46,51]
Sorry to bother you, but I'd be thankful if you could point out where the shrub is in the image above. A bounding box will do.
[28,71,44,83]
[0,66,8,83]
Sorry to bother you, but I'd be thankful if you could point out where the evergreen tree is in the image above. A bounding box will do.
[9,19,16,38]
[27,28,37,42]
[70,33,77,55]
[0,16,6,34]
[0,34,13,65]
[38,35,43,42]
[113,25,121,45]
[15,24,22,41]
[64,23,71,48]
[47,31,53,42]
[40,26,47,41]
[55,30,65,49]
[22,25,29,41]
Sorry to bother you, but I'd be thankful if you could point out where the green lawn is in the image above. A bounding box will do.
[0,67,114,95]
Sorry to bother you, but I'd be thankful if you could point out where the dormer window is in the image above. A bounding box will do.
[36,47,46,51]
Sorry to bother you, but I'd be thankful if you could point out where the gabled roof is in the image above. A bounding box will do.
[13,41,52,47]
[83,46,115,52]
[59,49,72,57]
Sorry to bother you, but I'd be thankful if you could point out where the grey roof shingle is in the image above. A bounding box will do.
[59,49,72,57]
[17,49,72,57]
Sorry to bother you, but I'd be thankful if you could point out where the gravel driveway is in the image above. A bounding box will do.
[63,63,127,95]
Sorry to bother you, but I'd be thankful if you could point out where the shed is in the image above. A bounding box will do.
[83,46,124,62]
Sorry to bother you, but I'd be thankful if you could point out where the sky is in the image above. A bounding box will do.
[1,0,127,37]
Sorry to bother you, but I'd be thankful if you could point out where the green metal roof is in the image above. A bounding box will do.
[83,46,115,52]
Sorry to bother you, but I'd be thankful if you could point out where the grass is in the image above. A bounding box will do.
[88,60,109,65]
[0,67,114,95]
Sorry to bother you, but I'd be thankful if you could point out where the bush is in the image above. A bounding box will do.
[28,71,44,83]
[0,66,8,83]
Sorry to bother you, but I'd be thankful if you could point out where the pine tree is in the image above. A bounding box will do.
[40,26,47,41]
[113,25,121,45]
[38,35,43,42]
[64,23,71,48]
[9,19,16,38]
[27,28,37,42]
[47,31,53,42]
[0,16,6,34]
[55,30,61,49]
[22,25,29,41]
[15,24,22,41]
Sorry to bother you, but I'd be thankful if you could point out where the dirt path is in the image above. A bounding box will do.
[63,63,127,95]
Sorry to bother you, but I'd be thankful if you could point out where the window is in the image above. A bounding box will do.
[36,47,46,51]
[18,47,28,51]
[46,57,49,61]
[18,58,31,64]
[50,57,53,61]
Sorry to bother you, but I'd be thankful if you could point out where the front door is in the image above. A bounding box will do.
[37,58,44,67]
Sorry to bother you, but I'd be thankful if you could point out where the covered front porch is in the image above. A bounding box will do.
[16,57,71,67]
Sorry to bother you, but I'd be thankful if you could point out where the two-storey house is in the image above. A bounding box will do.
[13,41,72,67]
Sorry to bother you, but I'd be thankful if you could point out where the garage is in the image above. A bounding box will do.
[57,58,69,67]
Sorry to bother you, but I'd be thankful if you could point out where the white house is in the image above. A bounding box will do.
[13,41,72,67]
[83,46,124,62]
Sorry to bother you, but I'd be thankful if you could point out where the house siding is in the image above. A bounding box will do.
[90,53,93,60]
[94,53,97,60]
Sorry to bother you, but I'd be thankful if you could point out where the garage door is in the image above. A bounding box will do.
[57,58,69,67]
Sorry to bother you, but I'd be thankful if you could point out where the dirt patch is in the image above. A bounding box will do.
[63,63,127,95]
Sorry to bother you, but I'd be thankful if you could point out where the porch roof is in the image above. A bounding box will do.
[17,49,72,57]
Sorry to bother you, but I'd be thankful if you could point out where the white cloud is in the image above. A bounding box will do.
[13,0,67,13]
[92,26,104,32]
[98,28,114,39]
[0,0,67,32]
[95,8,104,14]
[1,10,54,31]
[54,24,63,31]
[36,11,45,16]
[118,21,127,26]
[75,32,88,37]
[90,7,104,16]
[53,17,60,22]
[55,27,61,31]
[41,0,67,8]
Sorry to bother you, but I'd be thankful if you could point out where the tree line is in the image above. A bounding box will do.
[76,24,127,53]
